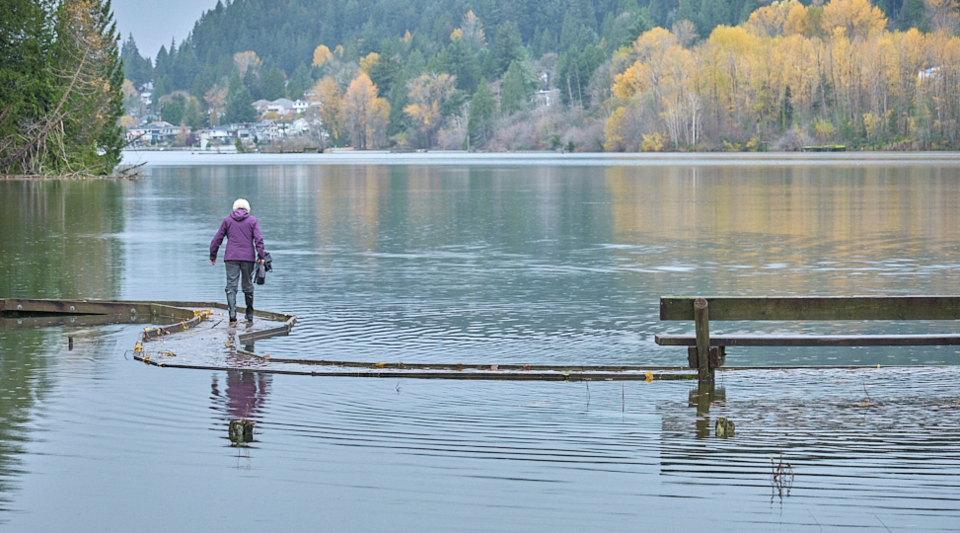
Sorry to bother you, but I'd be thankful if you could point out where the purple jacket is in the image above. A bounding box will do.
[210,209,265,262]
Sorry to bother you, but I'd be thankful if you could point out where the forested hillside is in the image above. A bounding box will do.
[120,0,960,151]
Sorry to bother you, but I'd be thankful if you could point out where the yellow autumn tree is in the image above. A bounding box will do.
[821,0,887,41]
[344,74,390,149]
[312,45,332,67]
[703,26,761,128]
[604,0,960,151]
[784,2,813,36]
[603,107,629,151]
[404,73,457,147]
[613,28,679,105]
[745,0,803,37]
[309,76,344,144]
[359,52,380,74]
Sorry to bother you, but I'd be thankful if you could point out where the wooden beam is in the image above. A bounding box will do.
[694,298,713,382]
[660,296,960,321]
[0,314,148,330]
[657,333,960,347]
[0,298,151,316]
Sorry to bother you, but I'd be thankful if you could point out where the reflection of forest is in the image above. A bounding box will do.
[0,180,124,298]
[0,329,57,516]
[605,166,960,295]
[0,181,123,518]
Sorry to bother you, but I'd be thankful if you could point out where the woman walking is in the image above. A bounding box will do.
[210,199,265,323]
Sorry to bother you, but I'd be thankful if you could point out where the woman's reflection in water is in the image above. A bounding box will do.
[212,370,271,420]
[212,369,271,466]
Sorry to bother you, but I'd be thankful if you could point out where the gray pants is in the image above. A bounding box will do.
[225,260,255,320]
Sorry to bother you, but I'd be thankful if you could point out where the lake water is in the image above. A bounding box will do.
[1,152,960,531]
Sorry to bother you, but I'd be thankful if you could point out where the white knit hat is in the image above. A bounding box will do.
[233,198,251,212]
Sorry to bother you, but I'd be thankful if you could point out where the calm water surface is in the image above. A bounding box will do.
[1,153,960,531]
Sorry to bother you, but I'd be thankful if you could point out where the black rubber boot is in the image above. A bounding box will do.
[244,293,254,321]
[226,291,238,323]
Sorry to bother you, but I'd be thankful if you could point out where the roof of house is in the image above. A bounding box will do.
[270,98,295,109]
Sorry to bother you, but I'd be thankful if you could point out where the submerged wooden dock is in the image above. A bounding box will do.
[1,298,695,380]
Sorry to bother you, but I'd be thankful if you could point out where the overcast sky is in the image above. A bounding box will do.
[112,0,221,58]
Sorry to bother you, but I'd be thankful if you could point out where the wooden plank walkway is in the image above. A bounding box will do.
[2,298,696,380]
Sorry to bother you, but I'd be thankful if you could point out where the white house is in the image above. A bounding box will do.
[252,99,272,115]
[126,120,179,145]
[266,98,295,116]
[292,99,311,114]
[292,117,310,133]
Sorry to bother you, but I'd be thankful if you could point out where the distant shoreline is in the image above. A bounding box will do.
[122,150,960,168]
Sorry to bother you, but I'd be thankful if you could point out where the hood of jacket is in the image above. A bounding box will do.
[230,208,250,222]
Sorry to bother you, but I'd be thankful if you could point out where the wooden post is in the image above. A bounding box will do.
[694,298,713,382]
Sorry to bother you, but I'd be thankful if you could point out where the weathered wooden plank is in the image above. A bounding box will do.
[1,298,151,316]
[234,351,690,372]
[142,315,203,341]
[660,296,960,321]
[656,333,960,347]
[148,303,196,320]
[0,314,150,330]
[134,354,698,380]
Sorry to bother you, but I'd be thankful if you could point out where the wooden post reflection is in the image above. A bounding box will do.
[688,382,725,439]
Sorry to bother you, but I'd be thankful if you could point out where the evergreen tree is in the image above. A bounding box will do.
[184,98,203,129]
[287,63,312,100]
[466,77,495,148]
[780,85,794,133]
[387,70,409,139]
[405,49,426,77]
[243,66,262,100]
[623,9,653,47]
[427,46,452,74]
[493,21,524,77]
[556,42,603,108]
[172,40,199,92]
[161,94,186,124]
[649,0,679,27]
[0,0,124,175]
[500,61,529,115]
[560,11,582,52]
[897,0,928,30]
[447,38,480,93]
[696,0,730,37]
[260,63,286,100]
[153,45,170,97]
[369,54,402,98]
[0,0,55,167]
[225,67,256,123]
[121,34,153,86]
